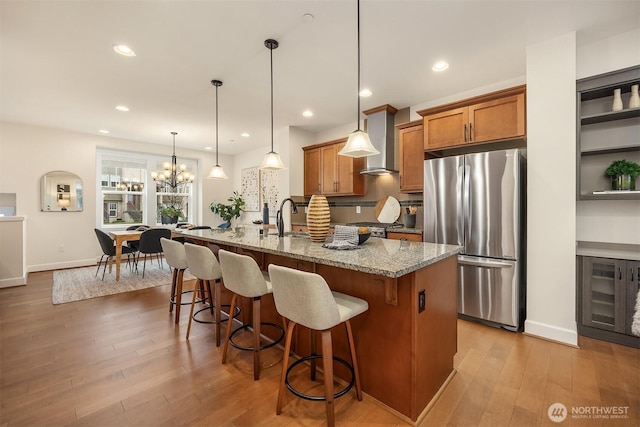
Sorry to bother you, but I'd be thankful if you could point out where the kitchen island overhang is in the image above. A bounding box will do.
[178,227,461,423]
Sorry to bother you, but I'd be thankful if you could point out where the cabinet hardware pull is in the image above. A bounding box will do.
[318,183,321,192]
[464,124,467,142]
[631,268,635,282]
[469,123,473,141]
[400,175,403,186]
[618,267,622,280]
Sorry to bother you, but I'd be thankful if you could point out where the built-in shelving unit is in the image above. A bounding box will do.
[577,65,640,201]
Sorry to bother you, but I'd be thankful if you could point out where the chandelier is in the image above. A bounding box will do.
[151,131,195,191]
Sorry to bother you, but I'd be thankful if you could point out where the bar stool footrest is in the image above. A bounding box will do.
[229,322,284,351]
[285,354,355,401]
[170,289,204,306]
[193,304,241,324]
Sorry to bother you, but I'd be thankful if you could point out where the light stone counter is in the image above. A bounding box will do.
[178,226,460,278]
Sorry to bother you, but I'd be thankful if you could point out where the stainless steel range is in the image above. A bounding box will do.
[346,221,403,238]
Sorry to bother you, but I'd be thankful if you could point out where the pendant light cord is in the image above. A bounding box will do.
[215,84,219,165]
[356,0,362,132]
[270,43,274,152]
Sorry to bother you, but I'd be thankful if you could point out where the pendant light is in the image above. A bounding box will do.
[260,39,286,170]
[207,79,229,179]
[338,0,379,158]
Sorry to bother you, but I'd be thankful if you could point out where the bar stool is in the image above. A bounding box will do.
[160,237,189,324]
[183,242,228,346]
[218,249,285,381]
[268,264,369,427]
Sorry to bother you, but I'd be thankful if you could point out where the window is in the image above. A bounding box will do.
[96,149,198,228]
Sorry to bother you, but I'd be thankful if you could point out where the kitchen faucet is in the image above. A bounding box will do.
[276,198,298,237]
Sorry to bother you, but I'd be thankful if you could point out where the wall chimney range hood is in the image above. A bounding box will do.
[360,105,398,175]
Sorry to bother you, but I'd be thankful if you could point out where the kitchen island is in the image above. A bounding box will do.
[178,227,460,423]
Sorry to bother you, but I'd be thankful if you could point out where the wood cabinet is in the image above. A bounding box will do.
[579,256,640,348]
[418,85,526,151]
[303,147,321,196]
[387,231,423,242]
[576,66,640,200]
[397,121,424,193]
[303,138,365,197]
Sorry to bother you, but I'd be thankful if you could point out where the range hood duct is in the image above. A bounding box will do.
[360,105,398,175]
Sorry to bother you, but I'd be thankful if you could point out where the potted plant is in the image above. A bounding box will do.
[604,159,640,191]
[158,205,185,224]
[210,191,245,227]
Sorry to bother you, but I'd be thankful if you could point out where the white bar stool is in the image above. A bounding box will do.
[218,249,285,381]
[160,237,189,324]
[268,264,369,427]
[183,242,233,346]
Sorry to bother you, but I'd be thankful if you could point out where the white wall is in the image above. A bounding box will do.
[524,33,578,345]
[0,121,229,271]
[576,28,640,245]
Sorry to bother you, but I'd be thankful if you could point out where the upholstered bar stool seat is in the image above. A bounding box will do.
[183,242,238,346]
[268,264,369,427]
[160,237,191,324]
[218,249,285,381]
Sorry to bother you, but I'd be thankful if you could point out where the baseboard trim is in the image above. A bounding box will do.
[524,319,578,346]
[0,276,27,288]
[28,259,97,273]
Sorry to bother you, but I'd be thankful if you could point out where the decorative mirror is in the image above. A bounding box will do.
[41,171,83,212]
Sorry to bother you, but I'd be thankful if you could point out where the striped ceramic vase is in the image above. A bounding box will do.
[306,195,330,243]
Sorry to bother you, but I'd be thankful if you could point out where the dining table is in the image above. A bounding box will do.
[107,229,181,281]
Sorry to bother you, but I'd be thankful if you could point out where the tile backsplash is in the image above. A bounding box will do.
[290,173,423,228]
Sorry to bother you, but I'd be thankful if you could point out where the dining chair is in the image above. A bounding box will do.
[137,228,171,278]
[94,228,135,281]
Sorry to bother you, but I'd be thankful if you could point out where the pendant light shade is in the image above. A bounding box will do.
[338,0,379,158]
[260,39,286,170]
[207,79,228,180]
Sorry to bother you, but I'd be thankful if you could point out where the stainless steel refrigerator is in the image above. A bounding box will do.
[423,148,526,330]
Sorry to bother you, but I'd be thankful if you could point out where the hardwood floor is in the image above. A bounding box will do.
[1,271,638,426]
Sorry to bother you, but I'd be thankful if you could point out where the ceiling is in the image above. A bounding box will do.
[1,1,638,156]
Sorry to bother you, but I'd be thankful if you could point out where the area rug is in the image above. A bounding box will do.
[52,261,194,305]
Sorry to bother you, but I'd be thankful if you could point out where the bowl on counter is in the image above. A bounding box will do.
[358,232,371,245]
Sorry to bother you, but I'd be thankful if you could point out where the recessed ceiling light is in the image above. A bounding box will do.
[432,60,449,72]
[302,13,314,22]
[359,88,372,97]
[98,129,110,134]
[115,105,129,112]
[241,132,250,138]
[113,45,136,57]
[204,146,213,150]
[302,110,314,117]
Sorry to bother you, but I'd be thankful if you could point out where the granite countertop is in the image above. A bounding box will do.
[178,226,460,278]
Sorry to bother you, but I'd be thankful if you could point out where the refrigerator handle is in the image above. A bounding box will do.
[458,255,514,268]
[462,163,470,247]
[457,164,465,246]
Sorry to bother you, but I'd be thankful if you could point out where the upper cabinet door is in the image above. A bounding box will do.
[335,141,353,195]
[423,107,468,150]
[303,148,321,196]
[321,144,337,194]
[398,123,424,193]
[468,93,526,144]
